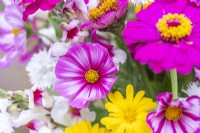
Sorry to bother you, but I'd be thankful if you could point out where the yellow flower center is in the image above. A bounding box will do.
[12,28,21,36]
[90,0,118,22]
[124,111,135,123]
[164,106,182,121]
[85,69,99,83]
[156,13,192,43]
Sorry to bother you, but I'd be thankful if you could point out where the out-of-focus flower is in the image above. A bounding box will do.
[26,49,58,89]
[39,26,57,46]
[55,43,118,108]
[61,20,89,43]
[0,99,13,133]
[183,82,200,97]
[0,3,26,67]
[112,49,127,70]
[147,92,200,133]
[19,0,62,21]
[190,0,200,6]
[123,0,200,74]
[50,42,71,57]
[62,0,99,23]
[51,96,96,126]
[101,84,156,133]
[195,68,200,80]
[63,121,109,133]
[82,0,129,29]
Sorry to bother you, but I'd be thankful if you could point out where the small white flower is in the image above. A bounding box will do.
[183,81,200,97]
[51,96,96,126]
[112,49,127,70]
[26,49,58,89]
[0,99,13,133]
[195,68,200,80]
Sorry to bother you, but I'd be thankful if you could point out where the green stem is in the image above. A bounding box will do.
[170,69,178,99]
[136,62,155,98]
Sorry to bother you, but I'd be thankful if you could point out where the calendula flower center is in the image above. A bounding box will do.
[164,106,182,121]
[156,13,192,43]
[85,69,99,83]
[90,0,118,22]
[124,111,135,123]
[12,28,21,36]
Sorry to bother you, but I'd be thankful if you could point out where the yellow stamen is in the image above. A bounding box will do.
[124,110,136,123]
[156,13,192,43]
[90,0,118,22]
[12,28,21,36]
[85,69,99,83]
[164,106,182,121]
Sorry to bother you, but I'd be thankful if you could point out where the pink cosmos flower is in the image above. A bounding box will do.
[19,0,61,21]
[0,3,26,67]
[55,43,118,108]
[81,0,128,29]
[147,92,200,133]
[123,0,200,74]
[190,0,200,6]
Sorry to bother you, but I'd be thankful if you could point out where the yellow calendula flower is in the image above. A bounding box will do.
[101,84,156,133]
[63,121,110,133]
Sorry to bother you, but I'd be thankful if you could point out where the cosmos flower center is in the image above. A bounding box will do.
[12,28,21,36]
[164,106,182,121]
[124,110,135,123]
[85,69,99,83]
[156,13,192,43]
[90,0,119,22]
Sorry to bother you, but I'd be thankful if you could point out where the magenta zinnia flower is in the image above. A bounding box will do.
[82,0,128,29]
[55,43,118,108]
[123,0,200,74]
[19,0,61,21]
[147,92,200,133]
[0,3,26,67]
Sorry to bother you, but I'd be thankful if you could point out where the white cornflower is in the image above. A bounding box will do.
[26,49,58,89]
[183,81,200,97]
[0,99,13,133]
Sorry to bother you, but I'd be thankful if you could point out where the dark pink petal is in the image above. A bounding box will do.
[99,76,118,94]
[48,0,61,5]
[40,0,55,10]
[23,1,40,21]
[156,92,173,104]
[98,11,116,25]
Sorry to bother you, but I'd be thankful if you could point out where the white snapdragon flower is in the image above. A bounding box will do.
[51,96,96,126]
[0,99,13,133]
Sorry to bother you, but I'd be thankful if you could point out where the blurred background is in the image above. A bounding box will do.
[0,62,30,133]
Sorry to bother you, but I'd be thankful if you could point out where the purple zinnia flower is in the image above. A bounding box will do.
[81,0,128,29]
[55,43,118,108]
[0,3,26,67]
[147,92,200,133]
[123,0,200,74]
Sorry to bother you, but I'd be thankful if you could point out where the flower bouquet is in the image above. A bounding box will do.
[0,0,200,133]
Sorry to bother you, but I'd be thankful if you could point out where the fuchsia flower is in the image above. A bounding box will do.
[123,0,200,74]
[147,92,200,133]
[82,0,128,29]
[55,43,118,108]
[0,3,26,67]
[19,0,61,21]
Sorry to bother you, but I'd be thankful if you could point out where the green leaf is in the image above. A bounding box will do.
[49,16,63,40]
[25,22,34,38]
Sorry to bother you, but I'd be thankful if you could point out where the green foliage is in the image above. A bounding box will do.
[49,16,63,40]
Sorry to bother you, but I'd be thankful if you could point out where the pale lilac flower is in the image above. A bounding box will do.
[147,92,200,133]
[0,3,26,67]
[55,43,118,108]
[51,96,96,126]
